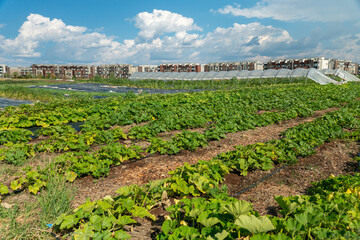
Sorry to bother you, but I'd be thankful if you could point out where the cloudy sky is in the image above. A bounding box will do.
[0,0,360,66]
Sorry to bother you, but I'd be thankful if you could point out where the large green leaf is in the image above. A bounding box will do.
[28,184,40,195]
[90,215,103,232]
[0,183,9,195]
[114,230,131,239]
[117,215,137,227]
[73,224,95,240]
[10,179,22,191]
[221,200,253,218]
[131,205,156,221]
[97,200,113,212]
[198,217,220,228]
[275,196,299,216]
[212,230,229,240]
[60,215,79,229]
[235,215,275,234]
[102,215,117,229]
[65,171,78,182]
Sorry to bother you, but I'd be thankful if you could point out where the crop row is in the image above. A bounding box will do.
[48,103,360,239]
[1,83,359,165]
[1,83,358,132]
[1,100,360,239]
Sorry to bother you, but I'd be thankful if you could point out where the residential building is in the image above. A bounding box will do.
[158,63,201,72]
[264,57,329,70]
[0,64,10,78]
[31,64,58,78]
[329,59,358,75]
[138,65,158,72]
[31,64,95,79]
[203,61,264,72]
[96,64,135,78]
[9,67,34,77]
[58,65,95,79]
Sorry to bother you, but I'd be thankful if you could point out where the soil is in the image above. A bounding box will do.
[2,106,357,240]
[226,140,359,216]
[72,107,339,207]
[125,139,360,240]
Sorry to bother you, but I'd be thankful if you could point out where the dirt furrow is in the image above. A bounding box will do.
[72,107,339,207]
[226,140,359,215]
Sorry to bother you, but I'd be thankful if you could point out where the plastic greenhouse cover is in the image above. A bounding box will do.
[336,70,359,82]
[276,69,292,78]
[321,69,337,75]
[213,72,228,80]
[236,70,251,79]
[164,72,177,80]
[321,69,359,82]
[225,71,239,79]
[290,68,308,78]
[192,72,207,80]
[261,69,278,78]
[247,70,263,79]
[307,68,339,85]
[204,72,217,79]
[184,72,197,80]
[128,68,353,85]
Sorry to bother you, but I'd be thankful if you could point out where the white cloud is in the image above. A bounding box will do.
[218,0,360,22]
[197,22,294,61]
[321,33,360,62]
[0,14,125,60]
[0,24,6,28]
[0,11,359,65]
[134,9,202,39]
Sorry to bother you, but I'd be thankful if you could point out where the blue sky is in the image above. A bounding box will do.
[0,0,360,66]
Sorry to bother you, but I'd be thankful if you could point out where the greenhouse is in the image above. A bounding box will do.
[129,68,359,85]
[321,69,360,82]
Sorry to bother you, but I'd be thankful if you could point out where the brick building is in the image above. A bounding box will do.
[96,64,137,78]
[31,64,95,79]
[138,65,158,72]
[264,57,329,70]
[203,61,263,72]
[329,59,358,75]
[59,65,95,79]
[158,63,201,72]
[31,64,58,78]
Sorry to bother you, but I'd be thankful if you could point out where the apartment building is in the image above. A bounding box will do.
[203,61,264,72]
[158,63,201,72]
[138,65,158,72]
[96,64,137,78]
[31,64,58,78]
[58,65,95,79]
[31,64,95,79]
[264,57,329,70]
[10,67,34,77]
[329,59,358,75]
[0,64,10,78]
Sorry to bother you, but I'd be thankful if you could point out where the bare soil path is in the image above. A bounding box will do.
[72,107,339,207]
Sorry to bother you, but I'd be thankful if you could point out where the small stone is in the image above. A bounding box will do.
[1,203,13,209]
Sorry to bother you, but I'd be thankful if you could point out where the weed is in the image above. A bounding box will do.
[37,173,75,226]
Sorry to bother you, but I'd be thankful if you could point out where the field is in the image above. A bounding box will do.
[1,79,360,239]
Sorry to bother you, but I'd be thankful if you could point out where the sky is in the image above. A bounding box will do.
[0,0,360,66]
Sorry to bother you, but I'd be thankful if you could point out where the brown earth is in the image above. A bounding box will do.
[225,140,359,216]
[128,139,359,240]
[72,107,339,207]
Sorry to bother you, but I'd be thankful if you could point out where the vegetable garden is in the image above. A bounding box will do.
[1,80,360,239]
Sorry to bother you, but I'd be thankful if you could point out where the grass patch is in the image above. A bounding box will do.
[37,173,75,226]
[0,172,75,239]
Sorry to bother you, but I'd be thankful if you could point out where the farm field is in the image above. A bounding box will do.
[1,80,360,239]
